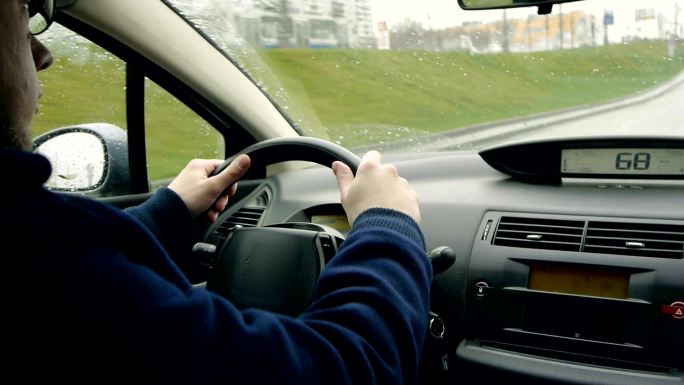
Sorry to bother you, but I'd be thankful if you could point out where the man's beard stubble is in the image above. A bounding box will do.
[0,120,32,151]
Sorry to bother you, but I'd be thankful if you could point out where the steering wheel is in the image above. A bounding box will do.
[211,136,360,178]
[203,137,361,316]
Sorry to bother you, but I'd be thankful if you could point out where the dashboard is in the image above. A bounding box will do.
[205,138,684,385]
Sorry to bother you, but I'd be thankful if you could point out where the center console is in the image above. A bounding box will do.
[459,212,684,383]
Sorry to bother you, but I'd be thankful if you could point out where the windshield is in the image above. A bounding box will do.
[167,0,684,151]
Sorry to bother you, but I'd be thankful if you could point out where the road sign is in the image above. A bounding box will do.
[604,10,614,26]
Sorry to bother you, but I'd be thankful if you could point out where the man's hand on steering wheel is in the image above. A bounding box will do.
[169,155,252,223]
[196,140,421,315]
[333,150,421,226]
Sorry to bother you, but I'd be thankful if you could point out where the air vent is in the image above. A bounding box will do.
[493,216,584,252]
[214,207,266,237]
[253,190,269,207]
[214,190,270,237]
[223,207,265,227]
[585,221,684,259]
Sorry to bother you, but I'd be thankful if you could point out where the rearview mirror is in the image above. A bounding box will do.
[458,0,582,14]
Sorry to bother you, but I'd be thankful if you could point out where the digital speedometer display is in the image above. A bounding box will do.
[561,148,684,176]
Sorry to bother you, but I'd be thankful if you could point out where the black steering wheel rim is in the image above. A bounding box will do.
[212,136,361,179]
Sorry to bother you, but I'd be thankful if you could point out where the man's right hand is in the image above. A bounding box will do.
[332,151,420,226]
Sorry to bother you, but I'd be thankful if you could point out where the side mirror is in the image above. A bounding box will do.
[33,123,133,197]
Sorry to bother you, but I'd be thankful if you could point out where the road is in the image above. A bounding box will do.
[512,78,684,143]
[376,72,684,153]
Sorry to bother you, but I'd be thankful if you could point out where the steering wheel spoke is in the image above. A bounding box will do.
[203,137,359,315]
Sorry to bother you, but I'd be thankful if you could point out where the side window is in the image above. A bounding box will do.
[32,24,126,138]
[145,79,225,183]
[33,24,225,193]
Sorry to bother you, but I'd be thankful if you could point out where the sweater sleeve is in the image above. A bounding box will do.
[302,208,432,384]
[124,187,195,262]
[71,208,431,385]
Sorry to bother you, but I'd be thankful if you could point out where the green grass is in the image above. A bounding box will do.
[259,41,684,146]
[32,40,684,178]
[143,84,225,180]
[32,47,224,180]
[33,50,127,132]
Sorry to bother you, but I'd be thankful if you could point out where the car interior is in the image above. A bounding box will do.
[32,0,684,384]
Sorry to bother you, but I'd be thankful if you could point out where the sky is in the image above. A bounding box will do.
[370,0,684,36]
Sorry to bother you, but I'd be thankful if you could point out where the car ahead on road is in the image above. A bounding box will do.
[33,0,684,384]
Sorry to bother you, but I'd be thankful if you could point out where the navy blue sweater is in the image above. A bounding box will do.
[2,150,431,384]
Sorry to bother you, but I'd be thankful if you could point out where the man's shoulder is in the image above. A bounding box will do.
[3,178,136,250]
[0,149,122,220]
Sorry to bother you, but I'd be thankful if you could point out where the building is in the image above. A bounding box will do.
[434,10,596,53]
[633,8,662,40]
[227,0,375,48]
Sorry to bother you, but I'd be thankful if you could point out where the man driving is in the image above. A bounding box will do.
[0,1,431,383]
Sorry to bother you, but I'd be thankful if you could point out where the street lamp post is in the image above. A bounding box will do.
[502,9,510,53]
[527,14,533,52]
[545,14,550,50]
[559,4,564,50]
[675,1,681,39]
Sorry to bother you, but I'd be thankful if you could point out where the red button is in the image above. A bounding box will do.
[661,301,684,320]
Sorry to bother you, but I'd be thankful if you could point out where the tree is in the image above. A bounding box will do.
[390,18,427,50]
[469,29,491,51]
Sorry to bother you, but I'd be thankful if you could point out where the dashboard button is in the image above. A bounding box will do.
[661,301,684,320]
[474,281,493,299]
